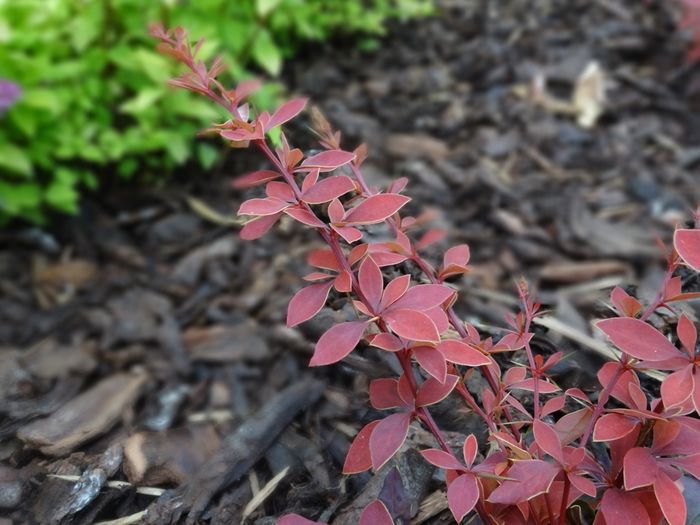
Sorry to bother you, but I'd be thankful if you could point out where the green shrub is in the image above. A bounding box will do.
[0,0,432,223]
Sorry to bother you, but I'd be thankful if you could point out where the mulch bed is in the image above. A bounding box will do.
[1,1,699,523]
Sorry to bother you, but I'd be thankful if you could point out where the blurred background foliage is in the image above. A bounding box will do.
[0,0,432,224]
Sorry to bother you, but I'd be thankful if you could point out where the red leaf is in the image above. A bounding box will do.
[487,460,558,505]
[383,309,440,342]
[443,244,470,267]
[447,474,479,523]
[333,225,363,244]
[416,374,459,407]
[508,378,561,394]
[367,333,403,352]
[623,447,658,490]
[310,321,369,366]
[390,284,455,311]
[359,257,384,312]
[600,488,650,525]
[597,318,681,361]
[369,378,405,410]
[669,452,700,479]
[438,340,491,366]
[284,206,326,227]
[287,281,334,327]
[413,346,447,383]
[302,176,355,204]
[463,434,478,468]
[416,229,446,251]
[610,286,642,317]
[334,270,352,293]
[567,472,596,498]
[420,448,464,470]
[343,194,411,225]
[597,362,640,408]
[593,413,638,442]
[299,150,356,172]
[554,408,593,446]
[379,275,411,311]
[266,181,295,201]
[232,169,280,188]
[240,213,282,240]
[343,421,380,474]
[277,514,325,525]
[654,471,686,525]
[358,500,393,525]
[369,412,411,470]
[268,97,308,129]
[661,367,694,409]
[542,396,566,417]
[674,228,700,272]
[238,197,290,216]
[308,249,340,270]
[533,420,564,464]
[678,314,697,355]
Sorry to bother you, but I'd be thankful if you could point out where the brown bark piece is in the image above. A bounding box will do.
[17,371,148,456]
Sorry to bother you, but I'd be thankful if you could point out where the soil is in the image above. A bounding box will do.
[1,1,699,524]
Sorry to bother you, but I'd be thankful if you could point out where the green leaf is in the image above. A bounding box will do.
[0,142,33,177]
[45,168,79,213]
[119,89,162,114]
[197,143,219,170]
[256,0,283,17]
[252,29,282,76]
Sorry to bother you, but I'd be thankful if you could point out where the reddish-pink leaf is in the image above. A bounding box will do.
[487,460,558,505]
[597,362,640,408]
[369,412,411,470]
[302,176,355,204]
[367,333,403,352]
[508,378,561,394]
[267,97,308,129]
[597,318,681,361]
[674,228,700,272]
[379,275,411,311]
[369,378,405,410]
[308,249,340,270]
[420,448,464,470]
[334,270,352,293]
[661,367,694,409]
[299,150,356,172]
[343,420,380,474]
[600,488,650,525]
[568,472,596,497]
[670,452,700,479]
[327,198,344,223]
[232,169,280,188]
[416,229,446,251]
[623,447,658,490]
[238,197,290,216]
[390,284,455,311]
[416,374,459,407]
[611,286,642,317]
[310,321,369,366]
[444,244,470,267]
[438,340,491,366]
[284,206,326,227]
[266,181,295,201]
[533,420,564,464]
[358,500,393,525]
[240,213,282,240]
[333,225,363,243]
[343,194,411,225]
[554,408,593,446]
[413,346,447,383]
[678,314,697,355]
[542,396,566,417]
[277,514,325,525]
[383,309,440,342]
[463,434,478,468]
[447,474,479,523]
[654,470,686,525]
[287,281,333,328]
[593,413,638,442]
[358,257,384,312]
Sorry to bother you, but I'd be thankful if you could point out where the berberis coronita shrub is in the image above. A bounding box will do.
[152,25,700,525]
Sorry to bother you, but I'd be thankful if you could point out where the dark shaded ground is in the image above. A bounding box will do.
[1,1,700,523]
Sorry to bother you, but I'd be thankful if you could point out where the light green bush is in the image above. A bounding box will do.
[0,0,432,223]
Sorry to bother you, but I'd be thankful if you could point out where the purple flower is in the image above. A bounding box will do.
[0,79,22,113]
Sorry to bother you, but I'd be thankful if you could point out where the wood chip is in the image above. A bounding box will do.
[18,371,148,456]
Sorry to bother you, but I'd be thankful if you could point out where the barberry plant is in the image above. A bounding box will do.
[152,25,700,525]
